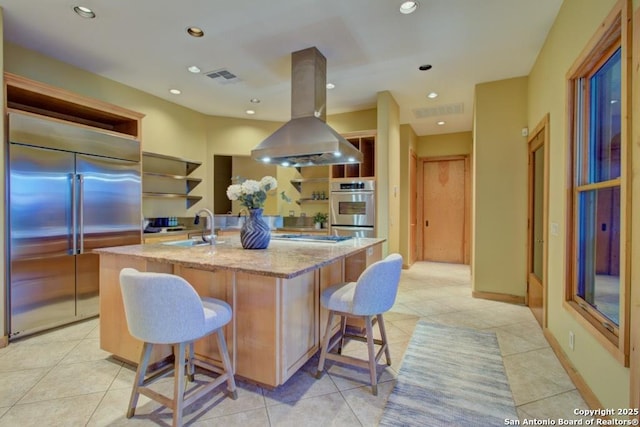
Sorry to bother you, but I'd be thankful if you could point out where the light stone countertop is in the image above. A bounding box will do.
[95,236,385,279]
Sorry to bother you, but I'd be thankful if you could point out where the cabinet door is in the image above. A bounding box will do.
[143,233,189,244]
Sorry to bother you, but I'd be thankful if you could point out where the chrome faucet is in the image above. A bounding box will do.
[194,208,215,244]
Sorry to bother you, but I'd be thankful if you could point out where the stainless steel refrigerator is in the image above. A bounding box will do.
[7,112,142,339]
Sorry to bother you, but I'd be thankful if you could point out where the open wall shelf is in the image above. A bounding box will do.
[142,152,203,209]
[331,133,376,179]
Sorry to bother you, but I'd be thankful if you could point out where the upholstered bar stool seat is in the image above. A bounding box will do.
[119,268,237,427]
[316,253,403,395]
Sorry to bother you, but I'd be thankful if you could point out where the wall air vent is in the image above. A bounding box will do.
[204,68,241,84]
[412,102,464,119]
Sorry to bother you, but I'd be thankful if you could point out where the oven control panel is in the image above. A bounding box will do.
[330,181,375,192]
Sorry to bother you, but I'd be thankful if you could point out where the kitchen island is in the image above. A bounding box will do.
[96,236,384,388]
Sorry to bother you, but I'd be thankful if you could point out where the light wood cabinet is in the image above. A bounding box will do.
[332,131,376,179]
[216,229,240,237]
[4,72,143,140]
[142,233,189,244]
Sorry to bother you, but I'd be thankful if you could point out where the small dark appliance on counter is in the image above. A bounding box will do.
[144,217,185,233]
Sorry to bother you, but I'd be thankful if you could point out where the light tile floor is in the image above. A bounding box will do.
[0,262,588,426]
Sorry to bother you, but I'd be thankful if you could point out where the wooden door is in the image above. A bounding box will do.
[527,116,549,327]
[422,158,466,263]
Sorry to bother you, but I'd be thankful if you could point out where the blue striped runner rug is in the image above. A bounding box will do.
[379,321,518,426]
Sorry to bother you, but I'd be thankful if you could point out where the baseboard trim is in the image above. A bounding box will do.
[543,328,603,411]
[472,290,525,305]
[0,335,8,349]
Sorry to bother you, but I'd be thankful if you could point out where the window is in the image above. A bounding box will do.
[566,1,629,364]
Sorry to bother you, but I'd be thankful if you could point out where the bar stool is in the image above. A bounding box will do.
[119,268,237,427]
[316,253,403,395]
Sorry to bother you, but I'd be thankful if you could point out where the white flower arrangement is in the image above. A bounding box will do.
[226,176,278,210]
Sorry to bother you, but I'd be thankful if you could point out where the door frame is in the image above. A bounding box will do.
[526,114,550,327]
[417,155,471,264]
[409,149,418,266]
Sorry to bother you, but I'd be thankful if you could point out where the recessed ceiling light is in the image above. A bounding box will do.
[250,98,261,104]
[73,6,95,19]
[437,120,446,126]
[246,109,256,115]
[419,64,432,71]
[169,89,181,95]
[187,65,201,73]
[187,26,204,38]
[427,92,438,99]
[399,1,419,14]
[326,83,335,90]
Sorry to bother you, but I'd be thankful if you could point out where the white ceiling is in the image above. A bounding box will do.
[0,0,563,136]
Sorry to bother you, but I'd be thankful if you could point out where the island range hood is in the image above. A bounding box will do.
[251,47,363,167]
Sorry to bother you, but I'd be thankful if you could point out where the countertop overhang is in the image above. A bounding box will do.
[95,236,385,279]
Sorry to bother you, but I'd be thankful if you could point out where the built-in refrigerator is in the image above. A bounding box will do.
[7,112,142,339]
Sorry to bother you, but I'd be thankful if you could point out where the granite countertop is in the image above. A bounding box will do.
[95,236,385,279]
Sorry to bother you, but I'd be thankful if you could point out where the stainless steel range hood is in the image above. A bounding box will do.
[251,47,363,167]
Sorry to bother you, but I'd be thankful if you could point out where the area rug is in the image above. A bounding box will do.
[379,321,518,426]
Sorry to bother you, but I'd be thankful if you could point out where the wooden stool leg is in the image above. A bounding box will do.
[316,310,335,379]
[377,314,392,365]
[364,316,378,395]
[127,341,153,418]
[187,342,195,381]
[173,342,187,427]
[216,328,238,400]
[337,315,347,354]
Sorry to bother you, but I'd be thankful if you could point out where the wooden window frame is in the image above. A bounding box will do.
[564,0,631,366]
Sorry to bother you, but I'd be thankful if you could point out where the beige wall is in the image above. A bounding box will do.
[377,91,400,255]
[3,42,211,219]
[527,0,628,408]
[417,131,472,157]
[328,108,377,134]
[203,116,296,215]
[473,77,529,297]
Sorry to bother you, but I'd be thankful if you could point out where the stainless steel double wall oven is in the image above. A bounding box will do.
[330,180,375,238]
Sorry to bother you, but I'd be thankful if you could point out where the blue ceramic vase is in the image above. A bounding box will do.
[240,208,271,249]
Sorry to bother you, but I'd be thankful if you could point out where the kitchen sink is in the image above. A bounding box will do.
[162,239,211,247]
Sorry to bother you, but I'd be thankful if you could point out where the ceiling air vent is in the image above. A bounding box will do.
[204,68,241,84]
[412,102,464,119]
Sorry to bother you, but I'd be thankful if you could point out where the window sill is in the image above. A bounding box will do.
[563,300,628,367]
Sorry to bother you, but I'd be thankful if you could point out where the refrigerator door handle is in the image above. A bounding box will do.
[71,173,78,255]
[78,173,85,254]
